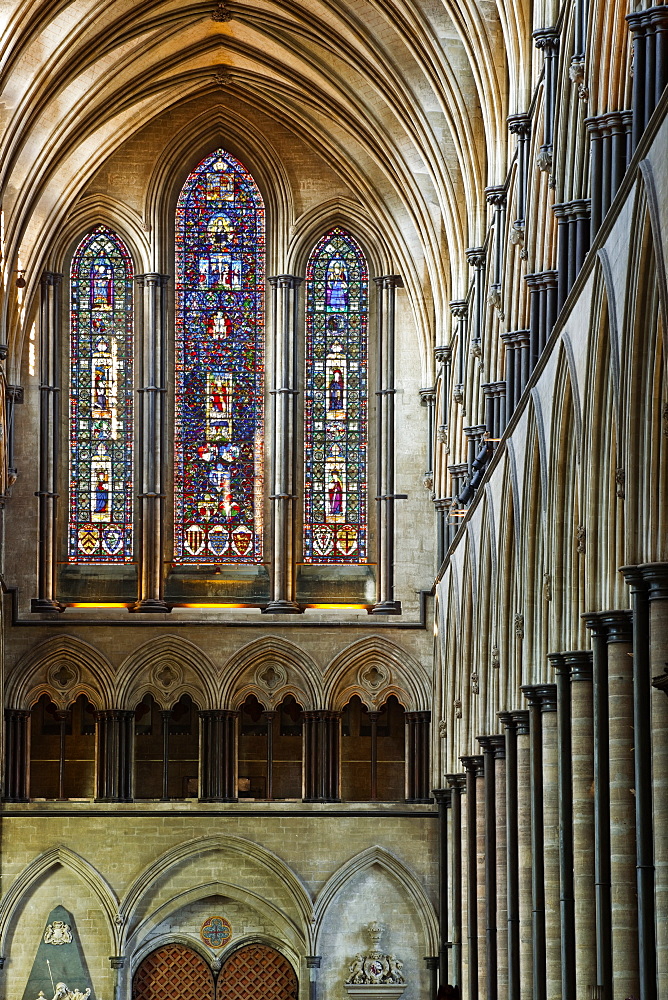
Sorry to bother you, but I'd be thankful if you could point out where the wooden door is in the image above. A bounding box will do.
[217,944,298,1000]
[133,943,215,1000]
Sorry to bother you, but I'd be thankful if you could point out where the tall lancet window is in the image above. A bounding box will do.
[69,227,134,562]
[174,149,265,563]
[303,228,368,563]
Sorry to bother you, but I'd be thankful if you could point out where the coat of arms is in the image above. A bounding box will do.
[44,922,73,946]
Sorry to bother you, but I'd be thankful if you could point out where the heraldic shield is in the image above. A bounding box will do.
[21,905,95,1000]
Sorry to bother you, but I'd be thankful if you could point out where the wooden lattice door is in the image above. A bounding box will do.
[218,944,298,1000]
[133,943,215,1000]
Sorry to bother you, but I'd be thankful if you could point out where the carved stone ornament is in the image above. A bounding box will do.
[213,66,231,87]
[211,2,232,20]
[438,719,447,738]
[576,524,586,554]
[35,986,91,1000]
[509,224,524,246]
[454,698,462,719]
[359,662,390,696]
[152,659,183,691]
[569,58,589,101]
[345,922,406,999]
[491,646,500,668]
[453,383,464,405]
[471,671,479,695]
[437,424,448,445]
[536,147,553,173]
[543,572,552,602]
[423,473,434,492]
[514,613,524,639]
[487,285,502,310]
[44,921,73,946]
[615,466,625,499]
[48,663,78,691]
[663,401,668,436]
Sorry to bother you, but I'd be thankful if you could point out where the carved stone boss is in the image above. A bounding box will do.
[345,921,406,1000]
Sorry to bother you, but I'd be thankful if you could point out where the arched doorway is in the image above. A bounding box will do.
[219,944,298,1000]
[133,944,215,1000]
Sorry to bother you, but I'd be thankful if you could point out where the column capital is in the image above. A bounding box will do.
[449,298,468,319]
[374,274,404,289]
[507,112,532,136]
[561,649,593,682]
[198,709,239,721]
[405,710,431,723]
[583,609,633,642]
[306,956,322,970]
[465,246,486,269]
[419,386,436,405]
[445,772,467,791]
[510,709,530,734]
[109,956,125,970]
[434,344,452,365]
[652,670,668,699]
[485,184,507,207]
[521,683,557,712]
[424,956,440,970]
[632,562,668,600]
[4,707,31,720]
[532,26,560,52]
[460,754,484,776]
[135,272,170,285]
[477,734,506,759]
[268,274,303,288]
[547,651,568,676]
[41,271,63,286]
[501,328,531,348]
[432,787,452,806]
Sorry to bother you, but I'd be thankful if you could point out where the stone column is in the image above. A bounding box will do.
[499,712,523,1000]
[479,735,507,1000]
[266,275,302,613]
[199,710,237,801]
[640,563,668,998]
[446,773,467,992]
[306,956,321,1000]
[33,272,63,612]
[461,755,484,1000]
[533,29,559,161]
[371,275,404,615]
[507,114,532,228]
[466,247,487,346]
[95,711,134,802]
[424,956,439,1000]
[406,711,431,801]
[303,711,341,801]
[420,387,436,494]
[567,650,596,997]
[133,273,170,612]
[502,331,531,416]
[620,567,656,1000]
[433,788,452,984]
[485,185,507,297]
[627,7,668,150]
[450,299,468,405]
[4,708,30,801]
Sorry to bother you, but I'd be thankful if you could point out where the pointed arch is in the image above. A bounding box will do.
[0,846,120,955]
[312,846,438,954]
[324,636,430,711]
[116,635,217,710]
[6,635,113,711]
[287,199,389,277]
[221,636,321,710]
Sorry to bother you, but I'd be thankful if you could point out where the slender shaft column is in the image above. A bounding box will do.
[620,567,656,1000]
[485,186,507,294]
[533,29,559,155]
[549,654,576,1000]
[446,773,467,992]
[134,273,170,612]
[199,710,238,801]
[643,564,668,999]
[303,711,341,801]
[478,736,506,1000]
[512,710,532,1000]
[33,272,63,612]
[424,956,439,1000]
[160,710,170,800]
[371,274,404,614]
[451,300,469,404]
[306,956,321,1000]
[4,708,30,801]
[494,739,508,999]
[109,956,125,1000]
[498,712,522,1000]
[466,248,487,345]
[507,115,532,227]
[538,687,559,1000]
[460,755,484,1000]
[433,788,452,985]
[420,388,436,493]
[264,711,276,800]
[266,275,302,612]
[406,711,431,801]
[368,711,379,799]
[567,650,596,997]
[95,710,134,802]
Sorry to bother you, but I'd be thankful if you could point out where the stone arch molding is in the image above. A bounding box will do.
[116,635,218,710]
[0,846,120,955]
[6,635,113,711]
[324,637,430,711]
[312,846,438,955]
[221,636,321,711]
[118,836,315,953]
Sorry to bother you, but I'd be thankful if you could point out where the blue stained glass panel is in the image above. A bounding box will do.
[303,227,368,563]
[69,227,134,562]
[174,149,265,563]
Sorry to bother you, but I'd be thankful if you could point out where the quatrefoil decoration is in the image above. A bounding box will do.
[358,663,389,693]
[256,662,287,691]
[48,661,78,690]
[151,660,183,690]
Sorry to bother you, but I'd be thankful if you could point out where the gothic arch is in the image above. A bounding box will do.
[6,635,113,711]
[118,836,314,952]
[221,636,321,711]
[312,846,438,954]
[0,846,120,955]
[324,637,430,712]
[287,198,390,277]
[116,636,217,711]
[50,196,150,274]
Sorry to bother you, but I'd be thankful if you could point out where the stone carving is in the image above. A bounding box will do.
[48,663,77,691]
[454,698,462,719]
[509,224,524,247]
[211,2,232,20]
[569,58,589,101]
[543,572,552,601]
[536,147,553,172]
[423,473,433,492]
[576,524,586,553]
[345,922,405,986]
[44,921,73,946]
[256,662,286,691]
[438,719,447,738]
[359,662,389,694]
[35,985,90,1000]
[615,466,625,499]
[491,646,500,668]
[213,67,231,87]
[471,671,479,695]
[437,424,448,445]
[514,613,524,639]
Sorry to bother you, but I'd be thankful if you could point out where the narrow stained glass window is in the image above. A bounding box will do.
[69,226,134,562]
[303,227,368,563]
[174,148,265,563]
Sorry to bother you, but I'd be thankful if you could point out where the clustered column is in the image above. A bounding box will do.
[266,275,303,613]
[371,274,404,614]
[303,711,341,801]
[3,709,30,801]
[34,272,63,612]
[199,710,238,801]
[95,710,134,802]
[627,7,668,150]
[134,273,170,612]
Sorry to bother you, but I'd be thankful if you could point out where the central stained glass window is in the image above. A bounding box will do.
[174,148,265,563]
[303,227,368,563]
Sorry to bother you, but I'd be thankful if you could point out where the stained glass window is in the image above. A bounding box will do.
[303,228,368,563]
[69,226,134,562]
[174,149,265,563]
